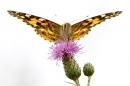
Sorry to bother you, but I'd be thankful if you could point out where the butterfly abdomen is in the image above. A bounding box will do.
[60,23,73,39]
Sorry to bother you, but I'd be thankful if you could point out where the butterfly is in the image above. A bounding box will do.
[7,10,122,42]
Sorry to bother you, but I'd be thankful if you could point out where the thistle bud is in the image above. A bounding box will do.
[83,63,94,76]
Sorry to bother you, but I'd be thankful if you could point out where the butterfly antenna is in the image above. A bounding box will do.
[55,14,66,23]
[69,15,89,23]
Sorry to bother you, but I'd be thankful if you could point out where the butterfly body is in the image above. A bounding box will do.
[7,10,122,42]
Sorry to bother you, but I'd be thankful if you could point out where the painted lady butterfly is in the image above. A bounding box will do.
[7,10,122,42]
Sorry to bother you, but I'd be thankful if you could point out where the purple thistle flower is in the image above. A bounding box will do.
[49,40,82,61]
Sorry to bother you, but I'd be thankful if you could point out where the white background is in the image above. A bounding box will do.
[0,0,130,86]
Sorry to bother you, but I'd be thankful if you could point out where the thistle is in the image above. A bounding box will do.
[49,40,82,86]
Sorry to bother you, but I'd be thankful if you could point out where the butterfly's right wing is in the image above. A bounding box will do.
[7,10,62,42]
[71,11,122,40]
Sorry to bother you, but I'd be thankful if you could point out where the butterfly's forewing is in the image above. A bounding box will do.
[71,11,122,40]
[7,10,62,42]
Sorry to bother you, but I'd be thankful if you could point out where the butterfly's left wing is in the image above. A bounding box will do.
[71,11,122,40]
[7,10,62,42]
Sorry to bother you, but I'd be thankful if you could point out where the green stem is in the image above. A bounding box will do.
[74,79,80,86]
[87,76,91,86]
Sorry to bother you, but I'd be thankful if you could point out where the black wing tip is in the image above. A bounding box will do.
[111,11,122,17]
[7,10,12,12]
[7,10,15,13]
[7,10,17,16]
[115,11,122,14]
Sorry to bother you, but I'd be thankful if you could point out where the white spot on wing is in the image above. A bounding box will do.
[25,14,31,18]
[39,18,46,21]
[20,16,25,18]
[101,14,106,17]
[105,16,110,19]
[87,18,92,21]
